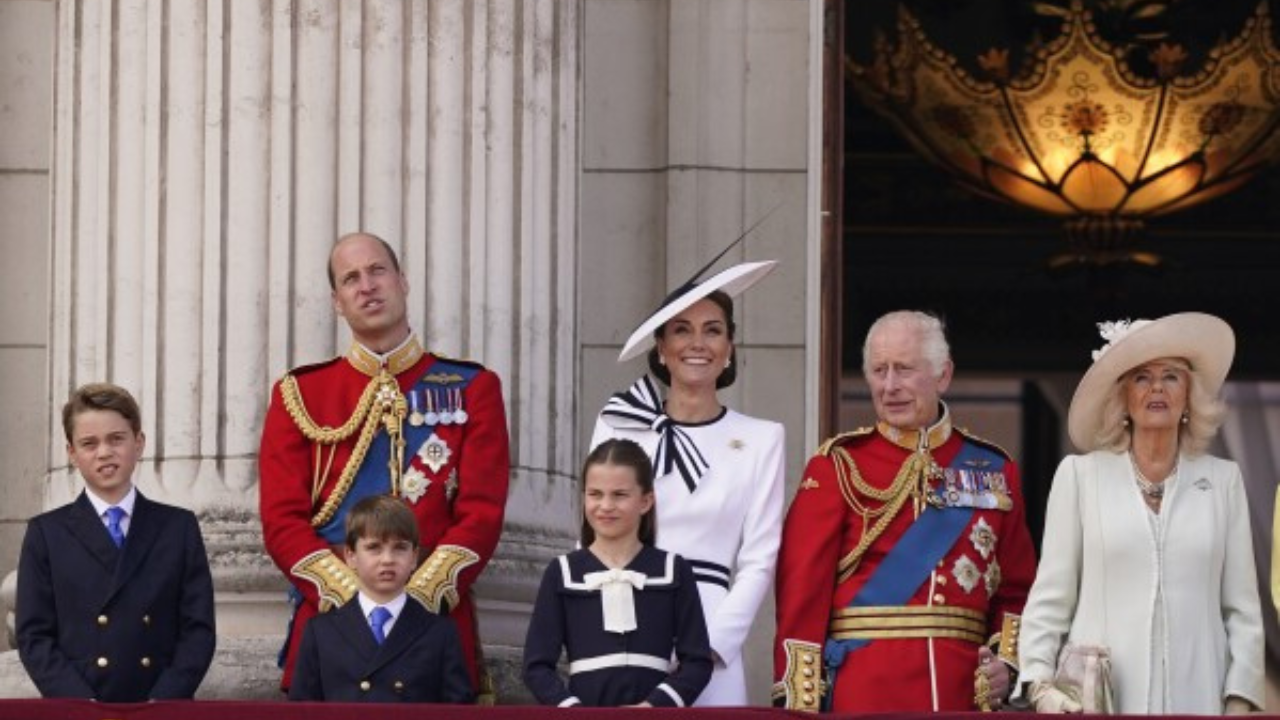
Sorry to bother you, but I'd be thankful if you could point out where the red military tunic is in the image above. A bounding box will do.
[774,407,1035,712]
[259,336,510,693]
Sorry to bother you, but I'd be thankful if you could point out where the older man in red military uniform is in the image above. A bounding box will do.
[259,232,510,697]
[774,310,1035,712]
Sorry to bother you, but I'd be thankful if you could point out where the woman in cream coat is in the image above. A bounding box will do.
[1019,313,1263,715]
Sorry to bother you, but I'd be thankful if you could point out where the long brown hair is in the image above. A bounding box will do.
[580,439,657,547]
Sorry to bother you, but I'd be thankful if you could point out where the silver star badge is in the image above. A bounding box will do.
[418,433,451,473]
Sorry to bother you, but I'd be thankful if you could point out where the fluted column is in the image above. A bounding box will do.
[39,0,578,699]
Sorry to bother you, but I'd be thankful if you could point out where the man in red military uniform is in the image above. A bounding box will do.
[259,232,510,697]
[774,310,1035,712]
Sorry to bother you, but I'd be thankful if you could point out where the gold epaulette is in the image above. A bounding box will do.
[291,549,359,612]
[955,426,1014,461]
[816,426,874,456]
[774,639,824,712]
[406,545,481,613]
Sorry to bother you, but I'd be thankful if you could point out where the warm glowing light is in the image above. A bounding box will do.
[849,1,1280,249]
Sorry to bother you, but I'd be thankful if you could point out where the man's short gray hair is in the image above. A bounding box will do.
[862,310,951,379]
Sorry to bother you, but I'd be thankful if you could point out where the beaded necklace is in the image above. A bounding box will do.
[1129,451,1177,500]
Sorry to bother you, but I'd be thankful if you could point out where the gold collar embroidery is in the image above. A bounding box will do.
[876,402,952,451]
[346,335,425,377]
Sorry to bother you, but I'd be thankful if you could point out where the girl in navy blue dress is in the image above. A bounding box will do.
[522,438,713,707]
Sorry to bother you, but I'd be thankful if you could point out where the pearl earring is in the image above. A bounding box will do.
[658,355,666,366]
[1122,416,1130,428]
[724,358,731,369]
[1181,412,1189,425]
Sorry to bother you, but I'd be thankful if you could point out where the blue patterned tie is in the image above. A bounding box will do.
[105,506,127,548]
[369,606,392,645]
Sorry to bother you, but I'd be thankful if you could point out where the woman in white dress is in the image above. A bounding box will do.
[1018,313,1263,714]
[591,260,785,706]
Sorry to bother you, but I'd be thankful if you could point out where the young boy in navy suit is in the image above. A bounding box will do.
[288,495,473,703]
[16,383,216,702]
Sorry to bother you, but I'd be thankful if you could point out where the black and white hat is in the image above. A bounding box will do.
[617,259,778,362]
[616,206,783,362]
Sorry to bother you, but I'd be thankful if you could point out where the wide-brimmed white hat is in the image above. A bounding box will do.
[617,260,778,362]
[1067,312,1234,451]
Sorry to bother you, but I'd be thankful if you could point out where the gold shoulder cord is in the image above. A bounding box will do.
[832,448,934,584]
[280,370,408,528]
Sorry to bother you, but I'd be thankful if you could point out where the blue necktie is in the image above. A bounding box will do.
[105,506,127,548]
[369,606,392,645]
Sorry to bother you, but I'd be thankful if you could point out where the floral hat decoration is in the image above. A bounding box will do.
[1066,312,1235,452]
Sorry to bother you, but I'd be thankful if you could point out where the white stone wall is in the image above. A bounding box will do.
[0,0,54,653]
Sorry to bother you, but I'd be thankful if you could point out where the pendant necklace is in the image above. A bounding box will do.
[1130,451,1176,500]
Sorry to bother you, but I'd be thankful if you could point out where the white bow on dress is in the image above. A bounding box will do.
[583,568,647,633]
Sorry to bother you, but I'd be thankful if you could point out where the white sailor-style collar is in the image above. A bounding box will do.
[558,547,678,634]
[557,546,677,591]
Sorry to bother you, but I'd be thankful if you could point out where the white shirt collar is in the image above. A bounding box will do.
[357,590,408,620]
[85,484,137,518]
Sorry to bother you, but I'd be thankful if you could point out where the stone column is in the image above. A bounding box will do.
[2,0,579,700]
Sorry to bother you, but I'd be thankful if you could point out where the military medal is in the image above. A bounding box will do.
[408,389,425,427]
[423,390,439,426]
[438,388,454,425]
[451,388,468,424]
[418,433,452,473]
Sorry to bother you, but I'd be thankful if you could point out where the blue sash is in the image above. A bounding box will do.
[823,440,1004,670]
[316,358,479,543]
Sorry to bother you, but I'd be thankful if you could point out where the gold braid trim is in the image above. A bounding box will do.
[994,612,1021,669]
[280,373,377,443]
[775,639,824,712]
[280,369,407,529]
[833,448,935,584]
[407,545,480,613]
[310,408,385,528]
[290,549,359,612]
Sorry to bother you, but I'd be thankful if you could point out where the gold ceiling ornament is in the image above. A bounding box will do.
[849,1,1280,268]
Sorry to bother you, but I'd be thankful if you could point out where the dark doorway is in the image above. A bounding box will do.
[832,0,1280,546]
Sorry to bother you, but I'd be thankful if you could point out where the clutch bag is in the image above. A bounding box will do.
[1052,642,1115,714]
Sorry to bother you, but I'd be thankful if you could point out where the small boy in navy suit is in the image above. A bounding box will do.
[16,383,216,701]
[288,495,473,703]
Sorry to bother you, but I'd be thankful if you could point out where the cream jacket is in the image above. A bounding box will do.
[1019,451,1263,714]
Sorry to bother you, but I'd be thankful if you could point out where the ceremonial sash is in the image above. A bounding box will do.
[316,358,480,543]
[823,440,1004,670]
